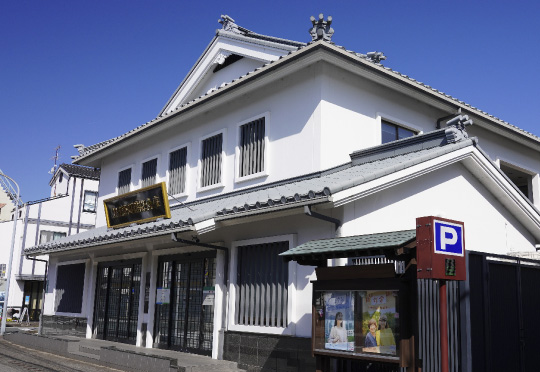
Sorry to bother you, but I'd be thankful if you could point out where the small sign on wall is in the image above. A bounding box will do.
[156,287,170,305]
[202,287,215,306]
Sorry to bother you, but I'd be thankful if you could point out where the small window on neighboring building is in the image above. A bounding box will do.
[381,121,415,144]
[141,158,158,188]
[118,168,132,195]
[500,162,534,201]
[239,117,266,178]
[0,263,6,278]
[200,133,223,188]
[83,191,98,213]
[39,231,67,244]
[169,147,187,195]
[58,172,63,183]
[235,241,289,327]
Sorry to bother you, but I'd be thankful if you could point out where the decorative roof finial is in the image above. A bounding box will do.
[309,14,334,42]
[445,114,473,143]
[366,52,387,64]
[219,15,242,34]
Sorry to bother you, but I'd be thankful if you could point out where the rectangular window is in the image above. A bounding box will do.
[83,191,98,213]
[500,161,535,202]
[55,263,86,313]
[169,147,187,194]
[118,168,132,195]
[201,133,223,188]
[0,263,6,278]
[239,117,265,177]
[141,158,158,188]
[236,241,289,327]
[381,121,415,144]
[39,231,67,245]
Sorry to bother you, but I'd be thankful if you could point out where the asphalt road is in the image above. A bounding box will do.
[0,338,129,372]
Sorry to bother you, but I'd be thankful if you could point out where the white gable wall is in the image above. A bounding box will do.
[340,162,536,255]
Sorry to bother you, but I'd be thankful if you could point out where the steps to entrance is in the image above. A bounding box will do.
[3,331,246,372]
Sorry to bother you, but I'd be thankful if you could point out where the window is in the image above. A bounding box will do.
[0,263,6,278]
[39,231,67,244]
[169,147,187,195]
[381,121,415,144]
[83,191,98,213]
[118,168,132,195]
[500,161,534,201]
[235,241,289,327]
[200,133,223,188]
[141,158,158,187]
[238,116,266,178]
[55,263,85,313]
[58,172,63,183]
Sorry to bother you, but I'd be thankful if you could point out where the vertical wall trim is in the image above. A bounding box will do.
[76,178,85,234]
[459,252,472,372]
[68,178,77,235]
[19,204,30,275]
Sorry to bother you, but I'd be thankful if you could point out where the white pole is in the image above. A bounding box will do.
[0,172,20,336]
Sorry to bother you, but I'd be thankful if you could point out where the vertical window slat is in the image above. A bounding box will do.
[118,168,132,195]
[142,159,157,188]
[169,147,187,194]
[201,134,222,188]
[239,117,265,178]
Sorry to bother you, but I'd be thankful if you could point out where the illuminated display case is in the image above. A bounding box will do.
[312,265,415,367]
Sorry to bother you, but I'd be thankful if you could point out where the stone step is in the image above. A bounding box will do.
[79,345,101,356]
[69,350,101,360]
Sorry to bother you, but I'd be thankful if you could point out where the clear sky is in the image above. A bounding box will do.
[1,1,539,202]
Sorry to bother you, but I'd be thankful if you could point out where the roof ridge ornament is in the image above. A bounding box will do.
[309,14,334,42]
[445,114,473,143]
[218,15,244,35]
[366,51,387,64]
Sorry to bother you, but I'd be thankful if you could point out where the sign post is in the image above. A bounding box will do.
[416,216,466,372]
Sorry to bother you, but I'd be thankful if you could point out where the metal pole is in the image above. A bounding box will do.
[0,172,20,336]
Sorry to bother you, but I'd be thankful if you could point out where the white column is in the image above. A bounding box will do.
[145,251,159,348]
[136,251,150,347]
[85,257,97,339]
[213,249,227,359]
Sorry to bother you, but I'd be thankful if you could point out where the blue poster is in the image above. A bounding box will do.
[324,291,354,351]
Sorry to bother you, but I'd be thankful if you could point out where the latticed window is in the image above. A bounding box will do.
[169,147,187,195]
[239,117,265,177]
[235,241,289,327]
[141,158,157,187]
[118,168,132,195]
[200,133,222,188]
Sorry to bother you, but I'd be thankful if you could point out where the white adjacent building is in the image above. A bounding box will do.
[0,163,99,321]
[23,15,540,372]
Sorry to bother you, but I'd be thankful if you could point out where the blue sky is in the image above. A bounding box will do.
[1,1,539,202]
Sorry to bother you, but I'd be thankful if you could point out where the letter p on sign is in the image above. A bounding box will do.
[434,220,464,256]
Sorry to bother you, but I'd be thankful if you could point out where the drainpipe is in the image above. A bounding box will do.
[68,178,77,235]
[436,108,461,129]
[76,178,85,234]
[304,205,341,231]
[25,256,48,335]
[19,204,30,275]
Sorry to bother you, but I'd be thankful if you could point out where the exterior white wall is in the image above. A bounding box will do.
[0,176,99,311]
[340,163,536,255]
[0,189,15,221]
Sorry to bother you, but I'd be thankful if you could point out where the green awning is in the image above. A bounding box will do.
[280,229,416,264]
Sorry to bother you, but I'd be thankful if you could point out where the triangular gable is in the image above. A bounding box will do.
[159,16,302,115]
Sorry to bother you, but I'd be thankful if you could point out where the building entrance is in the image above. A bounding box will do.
[93,260,142,344]
[22,280,43,321]
[154,252,216,356]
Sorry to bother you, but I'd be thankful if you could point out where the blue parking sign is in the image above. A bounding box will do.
[434,220,464,256]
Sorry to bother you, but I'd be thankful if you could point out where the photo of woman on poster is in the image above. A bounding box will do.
[364,319,378,348]
[376,314,395,346]
[329,312,347,343]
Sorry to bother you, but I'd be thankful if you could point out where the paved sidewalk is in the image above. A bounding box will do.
[3,331,245,372]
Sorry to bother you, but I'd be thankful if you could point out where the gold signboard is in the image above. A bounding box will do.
[104,182,171,229]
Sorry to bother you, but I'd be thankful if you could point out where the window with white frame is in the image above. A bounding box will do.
[200,133,223,188]
[118,168,132,195]
[381,120,415,144]
[238,116,266,178]
[39,231,67,244]
[169,147,187,195]
[235,240,289,327]
[141,158,158,188]
[83,190,98,213]
[500,161,535,202]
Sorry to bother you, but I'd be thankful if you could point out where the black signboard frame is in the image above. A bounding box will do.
[104,182,171,228]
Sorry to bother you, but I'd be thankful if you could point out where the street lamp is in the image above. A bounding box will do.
[0,172,20,336]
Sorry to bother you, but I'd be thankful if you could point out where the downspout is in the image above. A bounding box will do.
[304,205,341,231]
[26,256,48,335]
[68,178,77,235]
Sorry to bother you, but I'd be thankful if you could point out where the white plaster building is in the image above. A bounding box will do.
[0,163,99,321]
[24,15,540,372]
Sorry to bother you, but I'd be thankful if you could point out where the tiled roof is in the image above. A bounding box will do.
[72,38,539,164]
[26,127,474,256]
[58,163,100,180]
[279,229,417,262]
